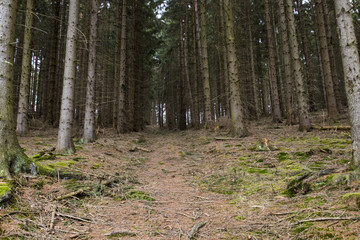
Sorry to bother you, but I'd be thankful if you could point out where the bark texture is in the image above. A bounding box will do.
[264,0,282,123]
[56,0,79,154]
[285,0,311,131]
[315,0,339,119]
[83,0,99,143]
[16,0,34,136]
[223,0,247,137]
[0,0,29,178]
[117,0,127,133]
[334,0,360,170]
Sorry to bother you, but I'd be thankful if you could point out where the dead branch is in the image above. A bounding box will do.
[56,212,93,223]
[129,146,152,152]
[104,230,137,237]
[186,221,206,240]
[215,137,240,141]
[54,187,91,201]
[311,125,351,131]
[292,216,360,225]
[49,204,57,230]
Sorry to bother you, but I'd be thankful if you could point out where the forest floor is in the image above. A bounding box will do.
[1,114,360,239]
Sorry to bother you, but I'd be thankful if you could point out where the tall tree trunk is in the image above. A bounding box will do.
[192,18,200,129]
[0,0,29,178]
[334,0,360,171]
[315,0,339,119]
[83,0,99,143]
[247,1,260,120]
[183,1,195,128]
[117,0,127,133]
[219,0,230,117]
[285,0,311,131]
[194,0,212,127]
[264,0,282,123]
[278,0,293,125]
[16,0,34,136]
[56,0,79,154]
[323,0,344,114]
[223,0,247,137]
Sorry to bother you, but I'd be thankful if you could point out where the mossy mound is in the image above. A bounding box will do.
[0,181,12,205]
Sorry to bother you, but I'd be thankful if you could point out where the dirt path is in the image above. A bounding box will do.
[87,130,240,239]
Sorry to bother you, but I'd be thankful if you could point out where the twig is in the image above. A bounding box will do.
[0,211,30,221]
[215,137,240,141]
[54,187,91,201]
[186,221,206,240]
[49,204,57,230]
[104,230,137,237]
[56,212,93,223]
[177,212,196,220]
[292,216,360,225]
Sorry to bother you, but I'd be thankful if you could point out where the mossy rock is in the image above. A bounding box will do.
[34,162,84,180]
[0,182,12,205]
[342,192,360,209]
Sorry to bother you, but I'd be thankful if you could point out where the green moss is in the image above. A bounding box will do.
[124,190,155,201]
[0,182,11,196]
[276,152,290,161]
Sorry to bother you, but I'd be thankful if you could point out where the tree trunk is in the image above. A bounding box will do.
[264,0,282,123]
[315,0,339,119]
[223,0,247,137]
[83,0,99,143]
[0,0,29,178]
[285,0,311,131]
[56,0,79,154]
[334,0,360,171]
[16,0,34,136]
[278,0,293,125]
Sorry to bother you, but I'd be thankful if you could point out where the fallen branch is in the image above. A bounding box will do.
[104,230,137,237]
[49,204,57,230]
[54,187,91,201]
[56,212,93,223]
[129,146,152,152]
[215,137,240,141]
[186,221,206,240]
[0,211,30,221]
[292,216,360,225]
[311,125,351,131]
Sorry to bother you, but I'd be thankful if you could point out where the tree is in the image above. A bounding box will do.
[117,0,127,133]
[264,0,282,123]
[314,0,339,119]
[285,0,311,131]
[334,0,360,171]
[16,0,35,136]
[223,0,247,137]
[83,0,99,143]
[56,0,79,154]
[0,0,29,178]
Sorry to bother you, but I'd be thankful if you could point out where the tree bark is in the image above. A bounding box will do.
[334,0,360,171]
[83,0,99,143]
[0,0,30,178]
[264,0,282,123]
[56,0,79,154]
[285,0,311,131]
[278,0,293,125]
[223,0,247,137]
[315,0,339,119]
[117,0,127,133]
[16,0,34,136]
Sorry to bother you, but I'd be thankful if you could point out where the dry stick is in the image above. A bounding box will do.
[214,137,241,141]
[56,212,93,223]
[54,187,91,201]
[186,221,206,240]
[49,204,57,230]
[292,216,360,225]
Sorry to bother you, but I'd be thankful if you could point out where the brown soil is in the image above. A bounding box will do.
[1,117,360,239]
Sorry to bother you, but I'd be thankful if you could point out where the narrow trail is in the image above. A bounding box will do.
[88,130,241,239]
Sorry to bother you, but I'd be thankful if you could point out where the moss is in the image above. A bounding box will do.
[276,152,290,161]
[0,182,11,196]
[124,190,155,201]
